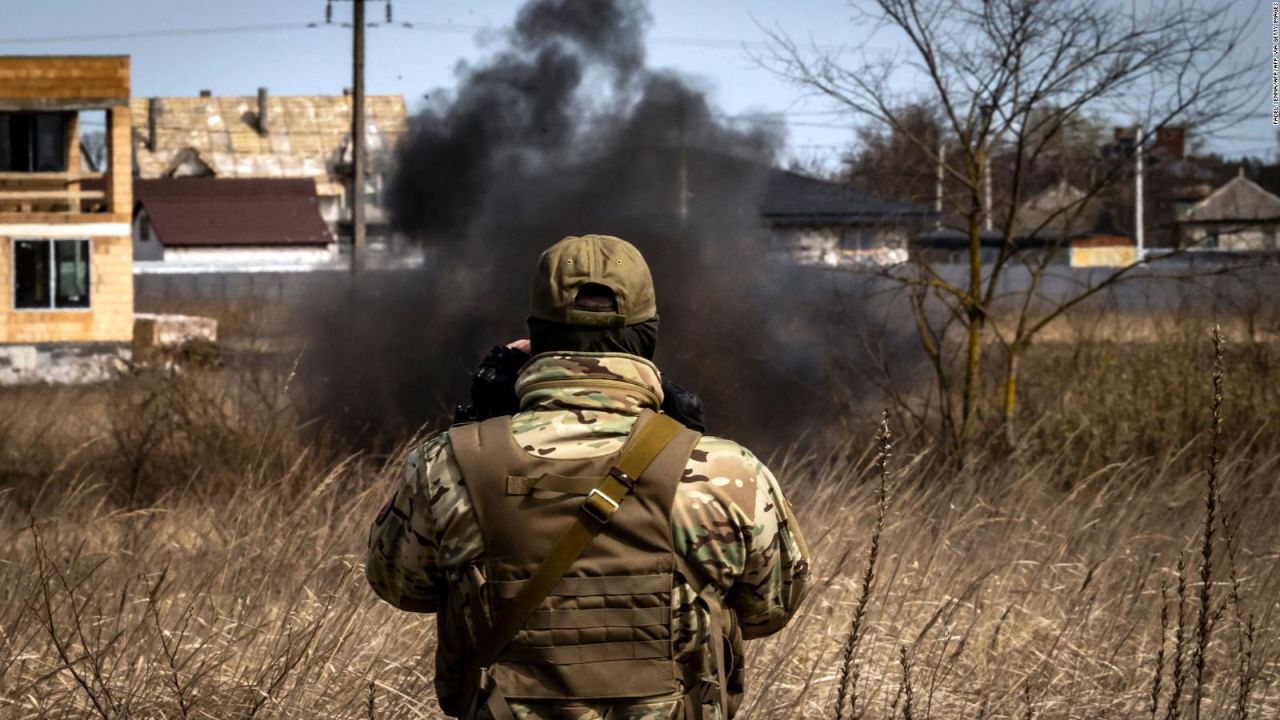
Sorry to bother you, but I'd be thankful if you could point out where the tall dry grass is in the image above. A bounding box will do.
[1,319,1278,718]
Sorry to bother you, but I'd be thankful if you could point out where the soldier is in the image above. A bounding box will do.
[367,234,811,719]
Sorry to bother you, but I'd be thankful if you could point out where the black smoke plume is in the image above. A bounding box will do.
[297,0,898,452]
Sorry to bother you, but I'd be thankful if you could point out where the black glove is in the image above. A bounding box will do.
[453,345,531,424]
[660,376,707,433]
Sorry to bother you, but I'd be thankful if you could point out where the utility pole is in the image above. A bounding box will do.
[983,155,992,232]
[1134,125,1144,260]
[326,0,391,275]
[935,142,945,230]
[979,101,995,233]
[351,0,367,275]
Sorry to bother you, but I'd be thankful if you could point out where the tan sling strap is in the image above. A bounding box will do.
[467,412,686,717]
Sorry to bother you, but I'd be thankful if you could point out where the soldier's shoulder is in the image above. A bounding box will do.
[402,429,465,491]
[677,434,769,520]
[687,434,769,476]
[409,429,454,465]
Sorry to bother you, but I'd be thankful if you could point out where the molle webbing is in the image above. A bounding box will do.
[449,410,700,702]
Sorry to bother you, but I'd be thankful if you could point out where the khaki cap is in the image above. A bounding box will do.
[530,234,657,327]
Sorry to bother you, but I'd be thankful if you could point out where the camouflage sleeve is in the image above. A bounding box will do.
[672,437,811,641]
[365,432,484,613]
[736,460,810,639]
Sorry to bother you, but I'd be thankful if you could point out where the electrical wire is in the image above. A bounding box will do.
[0,19,888,55]
[0,23,313,44]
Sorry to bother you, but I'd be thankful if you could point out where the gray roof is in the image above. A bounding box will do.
[761,169,936,224]
[1179,175,1280,223]
[1015,180,1101,237]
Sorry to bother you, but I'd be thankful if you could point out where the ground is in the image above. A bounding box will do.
[0,313,1277,719]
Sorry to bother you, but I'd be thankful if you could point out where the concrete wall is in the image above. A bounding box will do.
[135,269,345,305]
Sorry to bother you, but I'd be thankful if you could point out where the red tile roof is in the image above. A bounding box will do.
[135,178,334,247]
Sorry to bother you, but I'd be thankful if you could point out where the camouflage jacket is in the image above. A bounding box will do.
[367,352,811,719]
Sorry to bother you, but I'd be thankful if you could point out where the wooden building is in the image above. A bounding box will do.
[0,55,134,349]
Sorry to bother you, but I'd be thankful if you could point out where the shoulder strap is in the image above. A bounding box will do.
[471,411,685,675]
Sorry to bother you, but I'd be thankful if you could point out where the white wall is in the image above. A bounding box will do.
[161,245,338,267]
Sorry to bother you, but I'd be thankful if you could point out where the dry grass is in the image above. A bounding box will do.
[2,322,1279,718]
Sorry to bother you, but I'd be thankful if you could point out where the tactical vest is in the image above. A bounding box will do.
[446,410,734,718]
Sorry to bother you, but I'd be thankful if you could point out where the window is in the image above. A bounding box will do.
[0,113,69,172]
[13,239,90,310]
[843,227,877,251]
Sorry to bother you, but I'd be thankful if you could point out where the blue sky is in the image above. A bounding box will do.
[2,0,1274,166]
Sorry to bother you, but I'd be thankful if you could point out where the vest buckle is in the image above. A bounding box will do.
[607,466,635,490]
[582,488,621,525]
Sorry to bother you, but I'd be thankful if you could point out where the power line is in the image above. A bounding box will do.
[0,23,312,44]
[0,19,888,55]
[393,21,889,53]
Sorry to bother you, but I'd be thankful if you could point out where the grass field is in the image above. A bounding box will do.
[1,317,1277,719]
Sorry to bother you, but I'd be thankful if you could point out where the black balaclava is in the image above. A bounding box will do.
[527,317,658,359]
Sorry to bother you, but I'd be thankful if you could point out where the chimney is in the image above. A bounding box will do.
[147,97,161,151]
[257,87,270,135]
[199,89,212,97]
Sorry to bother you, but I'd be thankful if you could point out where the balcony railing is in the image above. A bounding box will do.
[0,171,108,214]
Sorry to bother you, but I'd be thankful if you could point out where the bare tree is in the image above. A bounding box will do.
[769,0,1255,452]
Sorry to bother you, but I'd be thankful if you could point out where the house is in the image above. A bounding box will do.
[911,181,1135,267]
[130,90,407,252]
[133,178,336,270]
[1178,172,1280,251]
[1,55,133,382]
[1018,181,1137,267]
[1015,179,1101,239]
[761,169,937,266]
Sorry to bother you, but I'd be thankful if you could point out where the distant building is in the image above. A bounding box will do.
[912,181,1135,267]
[1178,173,1280,252]
[762,169,936,267]
[133,178,336,270]
[130,90,407,252]
[1015,179,1101,239]
[1017,180,1136,267]
[1,55,134,381]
